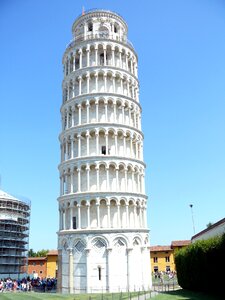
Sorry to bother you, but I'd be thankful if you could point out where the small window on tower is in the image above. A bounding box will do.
[114,25,118,33]
[100,53,104,65]
[88,22,93,32]
[102,146,106,155]
[73,217,77,229]
[75,58,80,69]
[98,266,101,280]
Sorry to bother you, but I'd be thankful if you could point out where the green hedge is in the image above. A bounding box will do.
[175,233,225,293]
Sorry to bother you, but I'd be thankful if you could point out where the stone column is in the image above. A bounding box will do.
[123,134,126,156]
[77,204,81,229]
[60,176,63,196]
[124,168,128,192]
[107,203,111,227]
[117,204,121,228]
[86,166,90,190]
[107,248,112,292]
[131,170,134,192]
[71,138,74,158]
[119,50,122,68]
[95,45,98,65]
[85,248,91,293]
[78,134,81,157]
[96,166,99,190]
[95,72,98,92]
[113,101,117,122]
[86,73,90,94]
[78,104,81,125]
[86,47,90,67]
[103,47,107,65]
[115,133,118,155]
[104,101,108,122]
[106,167,109,190]
[95,101,99,122]
[126,204,129,228]
[72,107,75,127]
[57,249,62,292]
[86,101,90,123]
[121,104,125,124]
[96,131,99,155]
[73,53,76,71]
[77,168,81,192]
[86,132,90,156]
[127,248,133,291]
[68,248,74,293]
[79,48,82,68]
[116,167,119,189]
[125,53,128,70]
[66,109,69,128]
[112,74,116,93]
[105,132,109,155]
[112,47,115,65]
[78,76,82,95]
[96,202,100,227]
[70,207,73,229]
[70,170,74,193]
[103,73,107,93]
[87,204,90,228]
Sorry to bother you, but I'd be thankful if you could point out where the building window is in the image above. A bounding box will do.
[153,266,158,273]
[75,58,79,69]
[32,270,36,274]
[98,266,101,280]
[165,256,170,262]
[40,262,43,266]
[88,22,93,32]
[100,53,104,65]
[73,216,77,229]
[40,271,43,274]
[101,146,106,155]
[32,262,36,266]
[166,266,170,272]
[153,257,158,263]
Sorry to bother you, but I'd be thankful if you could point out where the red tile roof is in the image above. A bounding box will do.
[47,250,58,256]
[28,257,46,261]
[150,245,172,252]
[171,240,191,247]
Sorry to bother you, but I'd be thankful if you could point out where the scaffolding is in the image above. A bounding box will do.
[0,190,31,278]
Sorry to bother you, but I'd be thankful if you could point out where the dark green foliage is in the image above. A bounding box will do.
[175,233,225,294]
[28,248,49,257]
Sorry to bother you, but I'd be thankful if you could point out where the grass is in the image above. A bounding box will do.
[0,289,224,300]
[153,289,224,300]
[0,291,144,300]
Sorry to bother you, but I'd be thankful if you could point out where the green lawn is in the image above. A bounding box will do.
[0,291,143,300]
[0,290,224,300]
[153,289,224,300]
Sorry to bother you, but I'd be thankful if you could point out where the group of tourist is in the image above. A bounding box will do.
[0,277,57,292]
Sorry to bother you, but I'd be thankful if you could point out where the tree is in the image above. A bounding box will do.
[206,222,213,228]
[28,248,36,257]
[36,249,49,257]
[28,249,49,257]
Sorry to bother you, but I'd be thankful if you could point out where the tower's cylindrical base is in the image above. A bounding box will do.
[58,230,152,294]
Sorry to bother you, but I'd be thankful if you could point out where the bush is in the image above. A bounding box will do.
[175,233,225,294]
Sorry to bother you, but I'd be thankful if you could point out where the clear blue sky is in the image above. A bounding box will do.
[0,0,225,251]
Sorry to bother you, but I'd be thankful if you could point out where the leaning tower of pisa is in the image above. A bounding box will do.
[57,9,152,294]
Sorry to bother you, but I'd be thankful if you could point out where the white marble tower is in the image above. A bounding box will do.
[57,9,152,293]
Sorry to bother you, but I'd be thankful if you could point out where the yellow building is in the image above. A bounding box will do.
[150,240,190,273]
[46,250,58,278]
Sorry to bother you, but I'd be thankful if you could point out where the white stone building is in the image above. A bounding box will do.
[57,9,152,293]
[0,190,30,278]
[191,217,225,243]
